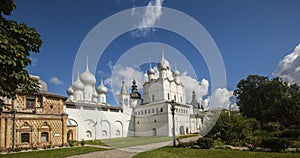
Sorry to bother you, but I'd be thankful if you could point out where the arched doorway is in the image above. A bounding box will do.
[179,126,185,135]
[152,128,157,136]
[67,130,73,140]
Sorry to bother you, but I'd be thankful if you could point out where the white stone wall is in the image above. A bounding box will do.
[134,102,169,136]
[66,107,132,140]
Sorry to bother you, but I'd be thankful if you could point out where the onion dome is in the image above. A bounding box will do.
[80,55,96,86]
[67,86,74,95]
[147,60,155,75]
[147,68,155,75]
[72,72,85,91]
[130,80,141,99]
[30,75,48,92]
[157,47,170,71]
[173,69,180,76]
[39,78,48,92]
[173,62,180,76]
[96,80,108,94]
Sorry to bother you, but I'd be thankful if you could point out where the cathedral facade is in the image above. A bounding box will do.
[65,51,202,141]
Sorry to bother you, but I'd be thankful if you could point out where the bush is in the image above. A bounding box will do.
[197,137,214,149]
[261,137,293,152]
[80,139,85,146]
[249,130,269,147]
[270,131,282,137]
[214,138,224,146]
[177,141,197,148]
[281,129,300,139]
[262,122,281,133]
[68,140,79,147]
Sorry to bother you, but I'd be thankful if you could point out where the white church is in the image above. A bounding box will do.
[65,50,204,141]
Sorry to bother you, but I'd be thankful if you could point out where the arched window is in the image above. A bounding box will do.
[41,132,49,142]
[116,130,120,136]
[86,131,92,138]
[102,130,107,137]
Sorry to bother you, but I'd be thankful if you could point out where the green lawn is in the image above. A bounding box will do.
[0,146,107,158]
[85,139,109,146]
[101,136,172,148]
[133,147,300,158]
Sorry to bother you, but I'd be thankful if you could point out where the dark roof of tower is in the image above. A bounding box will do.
[130,80,141,99]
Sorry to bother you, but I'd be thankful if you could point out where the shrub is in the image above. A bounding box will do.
[177,141,197,148]
[80,139,85,146]
[68,140,80,147]
[261,137,293,152]
[214,138,224,146]
[249,130,269,147]
[262,122,281,133]
[270,131,282,137]
[281,129,300,139]
[197,137,214,149]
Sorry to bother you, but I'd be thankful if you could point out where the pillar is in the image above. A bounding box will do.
[62,115,67,146]
[5,118,11,148]
[0,118,5,149]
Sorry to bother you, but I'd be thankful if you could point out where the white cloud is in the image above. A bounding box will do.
[132,0,164,37]
[273,44,300,84]
[104,64,146,95]
[180,72,209,103]
[50,77,63,85]
[203,88,237,110]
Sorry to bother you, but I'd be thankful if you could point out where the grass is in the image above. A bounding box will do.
[85,139,109,146]
[0,146,107,158]
[133,147,300,158]
[101,136,172,148]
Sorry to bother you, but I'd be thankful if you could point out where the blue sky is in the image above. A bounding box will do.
[8,0,300,105]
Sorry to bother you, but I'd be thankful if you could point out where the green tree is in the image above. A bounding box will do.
[207,111,259,146]
[0,0,42,100]
[235,75,300,126]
